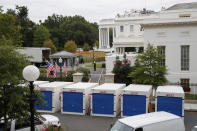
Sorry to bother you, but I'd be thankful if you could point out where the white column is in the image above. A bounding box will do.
[101,28,103,48]
[107,28,110,48]
[99,28,101,49]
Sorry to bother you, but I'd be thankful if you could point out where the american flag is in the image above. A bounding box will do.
[64,62,68,77]
[53,62,58,78]
[47,62,54,77]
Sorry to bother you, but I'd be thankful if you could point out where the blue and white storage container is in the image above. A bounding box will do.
[61,82,98,115]
[91,83,126,117]
[156,86,184,118]
[121,84,152,117]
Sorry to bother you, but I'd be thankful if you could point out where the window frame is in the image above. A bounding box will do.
[157,46,166,67]
[120,26,124,32]
[181,45,190,71]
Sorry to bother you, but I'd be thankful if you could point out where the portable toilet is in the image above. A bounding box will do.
[35,81,73,113]
[156,86,184,118]
[121,84,152,117]
[91,83,126,117]
[61,82,99,115]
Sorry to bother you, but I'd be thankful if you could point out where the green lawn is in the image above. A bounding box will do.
[185,93,197,100]
[85,63,103,68]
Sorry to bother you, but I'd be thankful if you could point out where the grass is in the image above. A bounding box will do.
[85,63,103,68]
[75,51,106,63]
[185,93,197,100]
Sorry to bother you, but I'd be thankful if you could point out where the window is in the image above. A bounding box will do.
[114,28,116,37]
[181,79,190,92]
[130,25,134,32]
[110,121,133,131]
[181,45,189,71]
[157,46,165,66]
[120,26,124,32]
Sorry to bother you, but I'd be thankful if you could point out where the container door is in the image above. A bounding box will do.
[35,91,52,111]
[63,92,83,113]
[157,96,182,117]
[123,95,146,116]
[92,93,114,115]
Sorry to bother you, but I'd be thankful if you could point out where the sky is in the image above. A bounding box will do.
[1,0,197,23]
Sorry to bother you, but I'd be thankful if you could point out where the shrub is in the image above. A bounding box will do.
[102,63,106,68]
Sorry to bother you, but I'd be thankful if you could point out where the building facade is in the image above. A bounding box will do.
[141,2,197,86]
[99,9,156,54]
[100,2,197,90]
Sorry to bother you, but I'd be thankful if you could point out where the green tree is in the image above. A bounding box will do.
[33,25,50,47]
[112,54,133,85]
[83,43,90,51]
[64,40,77,53]
[93,40,99,49]
[129,44,167,88]
[43,40,57,54]
[0,44,30,130]
[0,13,22,46]
[7,5,36,47]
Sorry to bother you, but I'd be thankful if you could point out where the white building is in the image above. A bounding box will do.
[100,2,197,90]
[141,2,197,88]
[99,9,155,54]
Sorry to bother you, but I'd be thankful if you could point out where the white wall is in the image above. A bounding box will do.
[144,25,197,83]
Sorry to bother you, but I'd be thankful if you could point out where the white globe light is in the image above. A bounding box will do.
[23,65,40,81]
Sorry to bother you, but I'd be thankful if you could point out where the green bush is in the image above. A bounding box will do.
[102,63,106,68]
[39,68,47,73]
[76,67,90,82]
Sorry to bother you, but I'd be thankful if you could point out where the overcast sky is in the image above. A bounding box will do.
[1,0,197,23]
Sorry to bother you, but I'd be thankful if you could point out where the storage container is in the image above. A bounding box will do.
[61,82,99,115]
[156,86,184,117]
[91,83,126,117]
[121,84,152,117]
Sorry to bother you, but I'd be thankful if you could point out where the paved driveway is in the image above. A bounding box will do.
[50,111,197,131]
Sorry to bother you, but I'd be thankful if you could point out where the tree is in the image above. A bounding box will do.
[112,54,133,85]
[0,13,22,46]
[43,40,57,54]
[0,44,30,130]
[33,25,50,47]
[64,40,77,53]
[83,43,90,51]
[129,44,167,88]
[7,5,36,47]
[93,40,99,49]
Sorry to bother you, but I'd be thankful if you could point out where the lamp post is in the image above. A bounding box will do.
[23,65,40,131]
[59,57,63,81]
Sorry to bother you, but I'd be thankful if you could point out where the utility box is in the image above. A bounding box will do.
[121,84,152,117]
[61,82,98,115]
[91,83,126,117]
[35,82,73,113]
[156,86,184,117]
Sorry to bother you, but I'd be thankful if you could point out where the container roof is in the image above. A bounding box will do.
[33,81,49,85]
[63,82,98,89]
[156,86,184,94]
[123,84,152,92]
[93,83,125,90]
[119,111,180,128]
[39,82,73,88]
[50,51,78,58]
[166,2,197,10]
